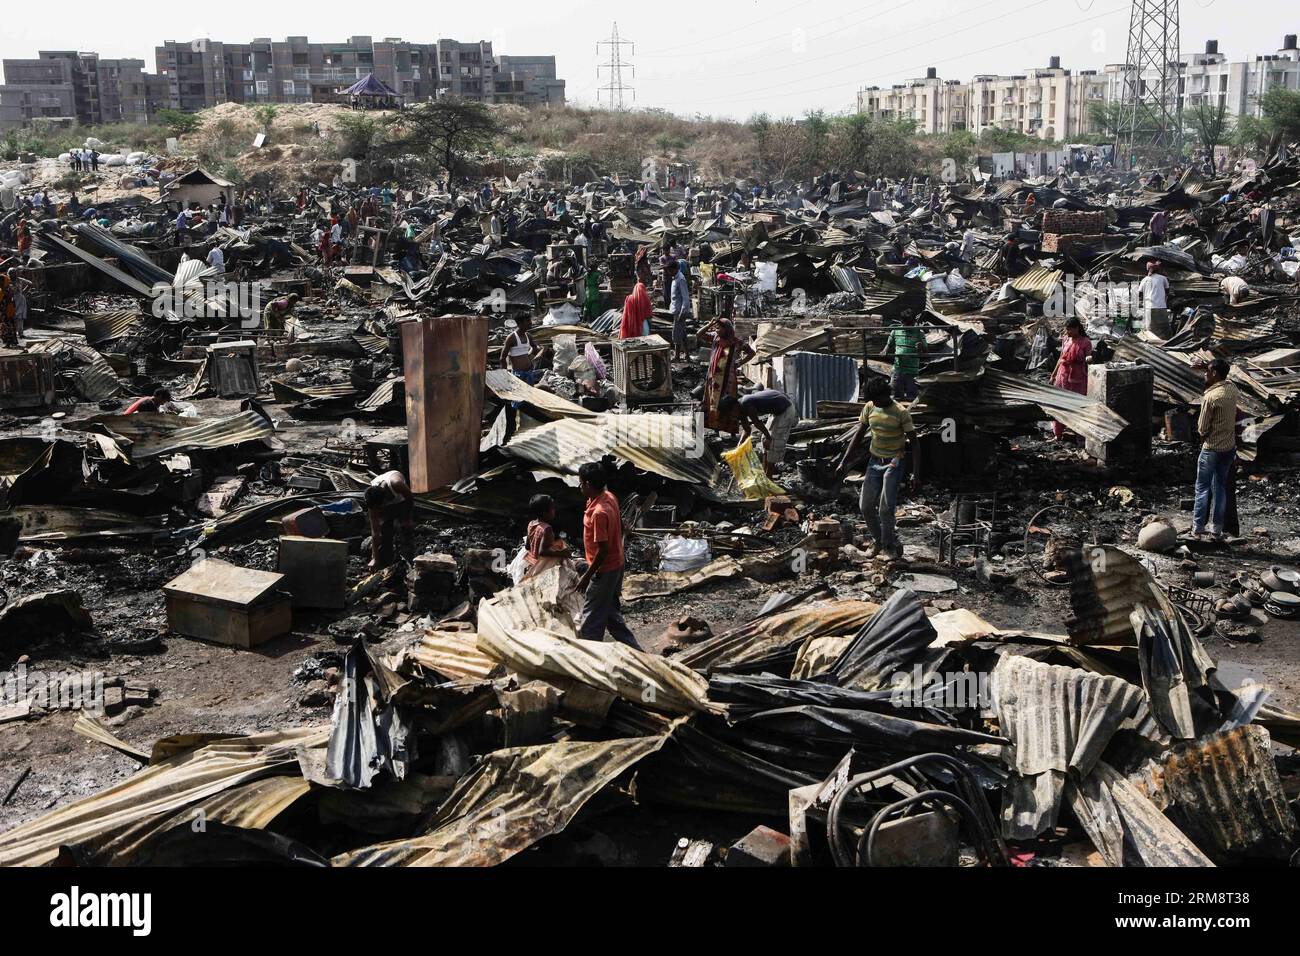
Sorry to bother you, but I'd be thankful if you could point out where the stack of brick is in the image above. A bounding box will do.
[407,552,460,614]
[1041,209,1109,255]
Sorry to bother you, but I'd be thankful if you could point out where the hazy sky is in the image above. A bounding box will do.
[3,0,1296,119]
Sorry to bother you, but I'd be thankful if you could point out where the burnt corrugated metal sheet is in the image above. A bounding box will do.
[0,727,327,866]
[1064,545,1215,741]
[1064,545,1165,647]
[503,414,721,488]
[823,589,937,691]
[1137,725,1299,863]
[1068,760,1214,867]
[672,599,879,672]
[358,377,402,411]
[83,309,145,346]
[981,369,1128,443]
[1109,339,1272,418]
[334,735,670,867]
[772,350,859,420]
[74,410,275,460]
[485,368,597,420]
[74,357,124,401]
[750,325,834,363]
[991,654,1144,839]
[1010,266,1064,299]
[386,630,501,683]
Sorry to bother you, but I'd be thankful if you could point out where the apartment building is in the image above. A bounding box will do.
[1104,35,1300,121]
[857,69,970,134]
[154,36,562,110]
[858,57,1106,141]
[967,60,1107,140]
[0,51,154,130]
[493,54,566,106]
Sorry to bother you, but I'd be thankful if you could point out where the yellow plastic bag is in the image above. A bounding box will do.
[722,437,786,500]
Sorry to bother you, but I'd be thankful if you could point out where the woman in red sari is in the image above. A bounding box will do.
[1051,317,1093,440]
[620,282,653,339]
[700,318,755,435]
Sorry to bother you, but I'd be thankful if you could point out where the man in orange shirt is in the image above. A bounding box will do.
[571,462,637,647]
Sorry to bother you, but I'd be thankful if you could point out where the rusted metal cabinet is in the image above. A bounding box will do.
[399,315,488,493]
[0,351,55,409]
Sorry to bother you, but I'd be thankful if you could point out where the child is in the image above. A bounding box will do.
[524,494,569,580]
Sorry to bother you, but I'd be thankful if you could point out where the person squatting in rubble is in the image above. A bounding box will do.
[836,376,917,561]
[699,317,755,436]
[263,293,299,336]
[1220,275,1251,306]
[1050,318,1093,442]
[568,463,637,647]
[1192,359,1240,542]
[501,314,542,441]
[523,493,569,582]
[365,470,416,570]
[124,388,174,415]
[722,386,797,479]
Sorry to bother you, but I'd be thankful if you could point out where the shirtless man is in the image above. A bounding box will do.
[364,470,415,569]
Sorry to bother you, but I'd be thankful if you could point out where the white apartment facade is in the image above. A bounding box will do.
[859,57,1105,140]
[1104,35,1300,121]
[859,32,1300,141]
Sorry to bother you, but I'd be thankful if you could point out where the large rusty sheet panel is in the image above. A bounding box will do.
[400,315,488,494]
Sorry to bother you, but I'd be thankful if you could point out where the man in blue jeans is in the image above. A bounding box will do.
[835,377,916,560]
[1192,359,1239,541]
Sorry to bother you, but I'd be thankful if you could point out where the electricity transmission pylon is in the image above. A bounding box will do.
[597,22,635,110]
[1114,0,1182,165]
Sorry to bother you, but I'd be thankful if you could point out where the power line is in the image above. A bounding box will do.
[641,0,824,58]
[640,0,914,61]
[596,22,636,110]
[639,0,1037,88]
[652,2,1127,110]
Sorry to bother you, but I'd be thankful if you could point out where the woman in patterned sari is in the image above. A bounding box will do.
[700,318,754,435]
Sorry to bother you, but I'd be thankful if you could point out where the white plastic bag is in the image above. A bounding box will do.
[507,544,530,585]
[659,536,711,572]
[553,334,577,373]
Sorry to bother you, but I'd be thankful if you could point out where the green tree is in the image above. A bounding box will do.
[334,112,383,160]
[1182,100,1234,156]
[1260,87,1300,143]
[1234,115,1272,153]
[1088,100,1125,139]
[802,109,832,180]
[156,109,200,137]
[252,105,278,135]
[384,97,501,181]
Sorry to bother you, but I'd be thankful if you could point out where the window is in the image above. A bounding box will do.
[283,80,295,95]
[256,80,269,95]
